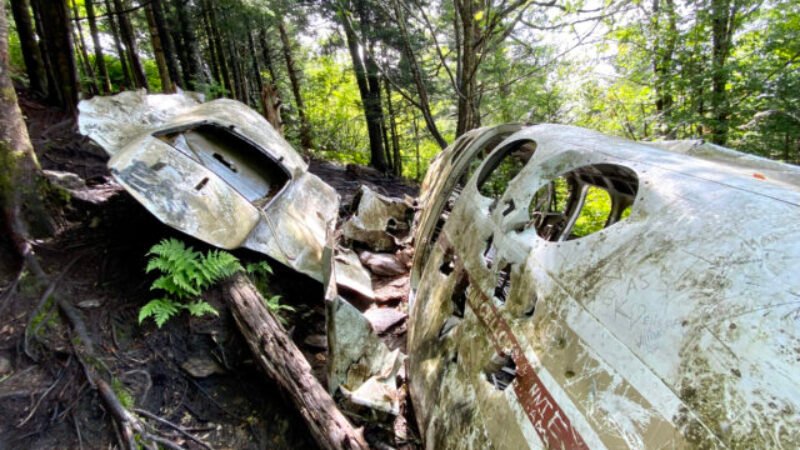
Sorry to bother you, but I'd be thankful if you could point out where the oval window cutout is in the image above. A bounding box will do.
[477,140,537,199]
[524,163,638,241]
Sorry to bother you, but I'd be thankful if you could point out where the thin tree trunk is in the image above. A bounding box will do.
[165,0,190,88]
[71,0,98,95]
[227,38,244,102]
[339,10,385,170]
[454,0,482,136]
[392,0,447,148]
[200,1,220,85]
[151,0,181,90]
[259,28,279,84]
[278,21,313,150]
[9,0,48,97]
[248,30,265,98]
[104,0,131,89]
[85,0,112,93]
[172,0,205,89]
[385,80,401,177]
[0,1,49,278]
[709,0,735,145]
[206,0,232,97]
[145,3,173,93]
[413,117,421,182]
[32,0,80,112]
[112,0,148,90]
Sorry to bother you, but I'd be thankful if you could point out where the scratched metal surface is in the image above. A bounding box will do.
[79,91,339,282]
[408,124,800,448]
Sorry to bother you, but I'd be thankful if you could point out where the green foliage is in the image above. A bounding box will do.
[263,294,296,325]
[246,261,295,324]
[139,239,242,327]
[571,186,613,238]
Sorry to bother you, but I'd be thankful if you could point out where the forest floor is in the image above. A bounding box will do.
[0,91,418,449]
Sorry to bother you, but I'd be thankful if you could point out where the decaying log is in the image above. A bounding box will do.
[223,273,368,450]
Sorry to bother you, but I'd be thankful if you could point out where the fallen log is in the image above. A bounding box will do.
[223,273,369,450]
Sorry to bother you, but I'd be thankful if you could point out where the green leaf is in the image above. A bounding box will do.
[139,299,180,328]
[183,301,219,318]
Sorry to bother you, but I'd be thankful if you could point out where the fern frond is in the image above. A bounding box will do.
[183,301,219,318]
[139,298,180,328]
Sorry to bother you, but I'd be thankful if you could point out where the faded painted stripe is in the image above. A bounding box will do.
[467,281,590,450]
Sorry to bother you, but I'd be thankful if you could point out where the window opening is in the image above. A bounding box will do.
[477,140,537,199]
[484,353,517,391]
[494,264,512,304]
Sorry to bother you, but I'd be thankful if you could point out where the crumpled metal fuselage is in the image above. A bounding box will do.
[408,124,800,448]
[79,91,338,281]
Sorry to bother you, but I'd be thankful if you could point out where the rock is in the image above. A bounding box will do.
[373,276,409,304]
[363,308,407,335]
[43,170,86,190]
[304,334,328,350]
[358,251,408,277]
[77,299,103,309]
[181,356,225,378]
[0,356,11,376]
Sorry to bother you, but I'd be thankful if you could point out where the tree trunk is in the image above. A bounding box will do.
[709,0,736,145]
[391,0,447,149]
[205,0,232,97]
[112,0,148,90]
[339,10,386,171]
[261,83,283,134]
[9,0,48,97]
[248,30,265,102]
[0,1,48,278]
[32,0,80,112]
[652,0,677,138]
[199,0,220,86]
[104,0,131,89]
[150,0,181,89]
[278,21,313,150]
[454,0,482,136]
[172,0,205,89]
[259,28,279,84]
[145,2,174,93]
[71,0,98,95]
[385,80,402,177]
[85,0,112,93]
[223,274,369,450]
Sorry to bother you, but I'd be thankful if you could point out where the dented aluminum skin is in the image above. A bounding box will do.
[79,91,338,281]
[408,124,800,448]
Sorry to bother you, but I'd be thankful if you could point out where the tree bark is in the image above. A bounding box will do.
[0,1,49,278]
[32,0,80,112]
[259,28,279,84]
[199,0,221,86]
[205,0,232,97]
[112,0,148,90]
[145,2,174,93]
[172,0,205,89]
[85,0,112,93]
[71,0,98,95]
[340,9,386,171]
[9,0,48,97]
[223,274,368,450]
[709,0,736,145]
[391,0,447,149]
[385,79,402,177]
[279,21,313,150]
[104,0,131,89]
[150,0,182,89]
[454,0,482,136]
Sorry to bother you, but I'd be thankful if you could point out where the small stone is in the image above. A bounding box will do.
[77,299,103,309]
[363,308,407,335]
[181,356,225,378]
[0,356,11,375]
[304,334,328,350]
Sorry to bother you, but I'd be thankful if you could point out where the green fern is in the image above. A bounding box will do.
[264,295,296,325]
[139,239,242,328]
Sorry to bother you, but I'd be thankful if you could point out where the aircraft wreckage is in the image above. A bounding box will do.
[80,92,800,448]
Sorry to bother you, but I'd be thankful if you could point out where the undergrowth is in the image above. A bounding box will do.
[139,238,293,327]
